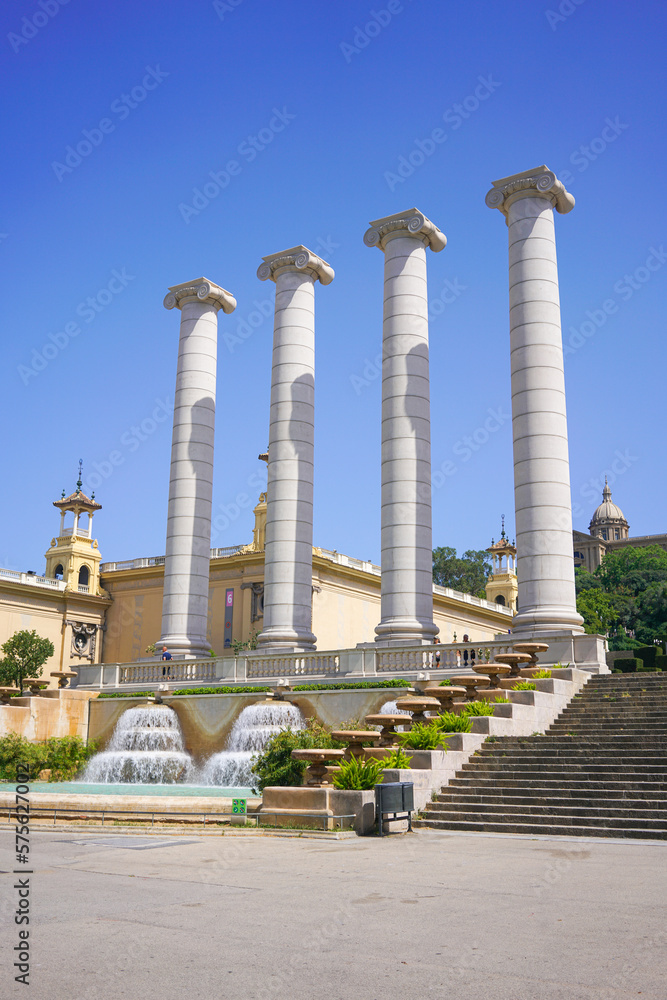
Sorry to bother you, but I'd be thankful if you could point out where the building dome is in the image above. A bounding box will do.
[589,480,629,541]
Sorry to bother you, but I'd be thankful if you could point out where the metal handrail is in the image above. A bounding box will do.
[5,804,357,832]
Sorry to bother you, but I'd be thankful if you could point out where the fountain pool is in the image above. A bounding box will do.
[83,705,194,784]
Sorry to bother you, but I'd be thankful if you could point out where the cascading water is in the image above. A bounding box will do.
[199,701,305,788]
[83,705,194,784]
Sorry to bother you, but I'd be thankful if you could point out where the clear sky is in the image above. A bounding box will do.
[2,0,665,574]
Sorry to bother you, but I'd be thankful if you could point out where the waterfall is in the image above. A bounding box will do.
[199,701,305,788]
[83,706,194,784]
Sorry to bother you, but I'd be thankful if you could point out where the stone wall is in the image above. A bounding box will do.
[0,690,99,742]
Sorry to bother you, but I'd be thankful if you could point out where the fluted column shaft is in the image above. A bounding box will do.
[256,247,334,652]
[364,210,446,645]
[486,167,583,636]
[159,278,236,656]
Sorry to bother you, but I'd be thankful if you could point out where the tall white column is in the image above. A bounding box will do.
[256,246,334,652]
[486,167,583,636]
[364,209,446,645]
[158,278,236,657]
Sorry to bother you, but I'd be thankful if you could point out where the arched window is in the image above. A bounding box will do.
[54,564,64,580]
[78,565,89,587]
[495,594,506,606]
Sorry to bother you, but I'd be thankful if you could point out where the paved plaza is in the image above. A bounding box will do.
[2,828,666,999]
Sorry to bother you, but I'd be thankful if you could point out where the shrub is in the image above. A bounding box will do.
[494,696,510,703]
[397,721,443,749]
[512,681,537,691]
[635,646,657,669]
[292,679,411,691]
[250,720,342,791]
[439,679,452,686]
[332,756,385,790]
[432,712,472,733]
[462,701,496,717]
[0,733,97,782]
[532,669,552,679]
[375,747,413,769]
[614,657,642,674]
[655,654,667,671]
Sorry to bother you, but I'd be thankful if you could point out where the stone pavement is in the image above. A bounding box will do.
[2,828,665,999]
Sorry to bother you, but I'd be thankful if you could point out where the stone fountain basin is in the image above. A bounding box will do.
[394,697,441,711]
[365,714,411,727]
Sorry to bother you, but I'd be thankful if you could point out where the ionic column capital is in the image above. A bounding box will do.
[163,277,237,313]
[485,165,575,218]
[257,245,334,285]
[364,208,446,252]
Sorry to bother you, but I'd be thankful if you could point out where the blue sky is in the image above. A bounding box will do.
[2,0,665,573]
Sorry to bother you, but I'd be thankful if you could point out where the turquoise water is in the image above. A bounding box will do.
[16,782,256,798]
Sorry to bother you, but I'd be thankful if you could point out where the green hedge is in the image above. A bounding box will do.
[614,657,642,673]
[96,679,412,699]
[655,654,667,671]
[635,646,657,669]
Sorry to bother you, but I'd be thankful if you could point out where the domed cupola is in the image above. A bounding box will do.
[589,479,629,542]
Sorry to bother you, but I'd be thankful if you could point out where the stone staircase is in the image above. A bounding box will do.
[416,672,667,839]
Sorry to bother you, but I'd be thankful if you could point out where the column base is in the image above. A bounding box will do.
[257,626,317,653]
[510,631,608,674]
[374,618,438,646]
[155,634,212,659]
[510,607,584,638]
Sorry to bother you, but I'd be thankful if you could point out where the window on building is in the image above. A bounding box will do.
[615,529,620,539]
[54,564,64,580]
[495,594,506,606]
[78,566,89,587]
[601,529,607,540]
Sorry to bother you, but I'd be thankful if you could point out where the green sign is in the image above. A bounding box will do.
[232,798,247,815]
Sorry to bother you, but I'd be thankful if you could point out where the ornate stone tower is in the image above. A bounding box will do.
[44,462,104,596]
[485,517,518,612]
[589,480,629,542]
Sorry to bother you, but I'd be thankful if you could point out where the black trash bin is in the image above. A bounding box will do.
[375,781,414,836]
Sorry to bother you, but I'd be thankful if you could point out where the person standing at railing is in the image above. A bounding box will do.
[161,646,172,678]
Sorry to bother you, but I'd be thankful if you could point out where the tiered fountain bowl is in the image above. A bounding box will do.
[331,731,382,760]
[50,670,77,688]
[394,696,441,725]
[512,642,550,677]
[290,748,346,786]
[0,687,20,705]
[472,663,511,699]
[448,675,490,703]
[494,652,532,687]
[22,677,49,696]
[365,714,412,746]
[423,685,467,712]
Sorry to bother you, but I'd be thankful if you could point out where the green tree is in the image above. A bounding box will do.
[432,547,491,598]
[596,545,667,592]
[574,566,602,593]
[576,589,617,635]
[0,630,55,690]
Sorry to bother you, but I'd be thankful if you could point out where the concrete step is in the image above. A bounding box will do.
[459,763,667,775]
[449,777,667,791]
[427,800,667,820]
[422,805,667,828]
[435,789,667,805]
[413,817,667,839]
